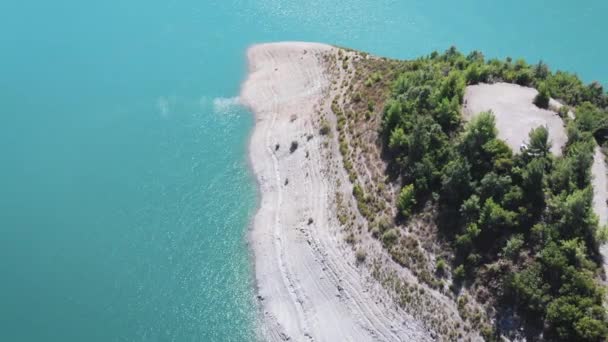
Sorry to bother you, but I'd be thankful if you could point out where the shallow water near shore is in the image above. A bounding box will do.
[1,1,607,341]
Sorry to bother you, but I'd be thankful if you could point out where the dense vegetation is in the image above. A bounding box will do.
[380,48,608,341]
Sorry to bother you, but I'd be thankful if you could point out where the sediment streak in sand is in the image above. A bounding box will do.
[241,42,429,342]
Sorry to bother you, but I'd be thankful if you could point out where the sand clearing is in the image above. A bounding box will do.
[241,42,429,342]
[463,82,567,155]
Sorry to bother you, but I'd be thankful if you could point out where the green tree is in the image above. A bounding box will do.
[546,71,585,105]
[511,262,551,314]
[574,315,608,341]
[503,234,524,260]
[460,112,499,177]
[582,81,607,108]
[434,96,461,131]
[460,194,481,223]
[567,140,594,189]
[478,172,512,202]
[546,296,607,341]
[440,158,471,207]
[534,60,550,80]
[575,102,604,134]
[438,70,466,102]
[383,99,403,133]
[549,158,574,194]
[482,138,513,172]
[521,158,547,217]
[527,126,551,157]
[534,82,550,109]
[461,112,497,152]
[389,127,408,152]
[547,187,596,241]
[478,198,517,234]
[398,184,416,219]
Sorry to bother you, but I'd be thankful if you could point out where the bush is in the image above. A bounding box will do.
[480,325,496,342]
[546,71,584,105]
[319,120,331,135]
[397,184,416,219]
[353,183,365,202]
[453,265,466,281]
[290,141,299,153]
[596,225,608,244]
[375,216,391,234]
[381,229,399,247]
[502,234,524,260]
[558,105,570,119]
[436,258,446,276]
[355,248,367,263]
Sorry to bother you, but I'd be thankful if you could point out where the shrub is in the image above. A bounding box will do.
[382,229,399,247]
[367,101,375,111]
[453,265,466,281]
[534,61,550,80]
[436,258,446,276]
[480,325,496,342]
[290,141,299,153]
[375,216,391,234]
[356,248,367,263]
[502,234,524,260]
[596,225,608,244]
[353,183,365,202]
[557,105,570,119]
[397,184,416,219]
[546,71,584,105]
[319,120,331,135]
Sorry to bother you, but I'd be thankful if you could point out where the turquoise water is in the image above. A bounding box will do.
[0,1,606,341]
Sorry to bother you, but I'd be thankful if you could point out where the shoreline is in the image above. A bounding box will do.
[241,42,429,341]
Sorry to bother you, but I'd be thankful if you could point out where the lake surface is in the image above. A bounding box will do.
[0,1,606,341]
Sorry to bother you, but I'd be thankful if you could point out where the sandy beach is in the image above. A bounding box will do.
[241,42,430,342]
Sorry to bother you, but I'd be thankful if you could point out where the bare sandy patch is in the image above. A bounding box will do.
[463,82,567,155]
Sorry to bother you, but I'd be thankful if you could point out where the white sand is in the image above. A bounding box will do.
[463,82,567,155]
[242,42,429,342]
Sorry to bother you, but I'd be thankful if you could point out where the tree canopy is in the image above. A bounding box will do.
[380,47,607,341]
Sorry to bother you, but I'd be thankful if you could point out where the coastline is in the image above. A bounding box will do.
[241,42,430,341]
